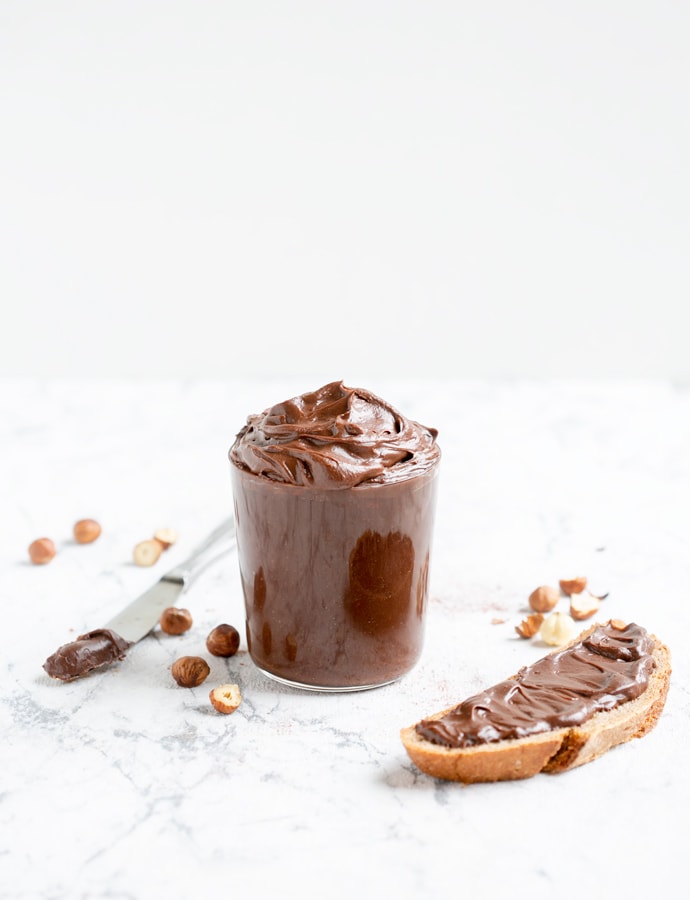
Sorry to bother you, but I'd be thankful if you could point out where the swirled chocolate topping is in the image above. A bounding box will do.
[229,381,440,489]
[416,622,656,748]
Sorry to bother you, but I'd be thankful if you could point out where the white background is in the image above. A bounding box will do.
[1,1,688,382]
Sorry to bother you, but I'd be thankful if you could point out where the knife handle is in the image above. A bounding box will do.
[162,516,236,587]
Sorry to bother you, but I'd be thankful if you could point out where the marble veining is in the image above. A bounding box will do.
[1,378,689,899]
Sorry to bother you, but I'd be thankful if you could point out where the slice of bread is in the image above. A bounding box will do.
[401,622,671,783]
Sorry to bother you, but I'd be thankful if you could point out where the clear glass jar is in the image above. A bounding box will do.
[230,458,440,691]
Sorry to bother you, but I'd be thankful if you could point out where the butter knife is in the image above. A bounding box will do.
[43,517,236,681]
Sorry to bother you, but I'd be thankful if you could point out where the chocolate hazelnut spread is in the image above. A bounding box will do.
[43,629,131,681]
[415,622,655,747]
[230,381,440,489]
[229,381,441,690]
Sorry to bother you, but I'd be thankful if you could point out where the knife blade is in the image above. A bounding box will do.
[43,517,236,681]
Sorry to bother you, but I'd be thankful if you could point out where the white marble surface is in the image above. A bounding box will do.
[1,377,689,899]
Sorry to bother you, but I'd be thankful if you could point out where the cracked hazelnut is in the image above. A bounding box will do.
[540,611,577,646]
[610,618,627,631]
[528,585,560,613]
[160,607,193,635]
[28,538,56,565]
[171,656,210,687]
[569,591,599,621]
[559,576,588,596]
[73,518,102,544]
[206,624,240,657]
[209,683,242,714]
[515,613,544,639]
[153,528,177,549]
[133,539,163,567]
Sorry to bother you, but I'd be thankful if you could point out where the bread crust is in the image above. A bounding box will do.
[401,624,671,783]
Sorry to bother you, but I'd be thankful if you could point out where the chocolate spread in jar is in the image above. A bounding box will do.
[415,622,656,747]
[229,381,441,690]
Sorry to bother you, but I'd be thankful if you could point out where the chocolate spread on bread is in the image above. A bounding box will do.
[229,381,441,689]
[416,622,656,747]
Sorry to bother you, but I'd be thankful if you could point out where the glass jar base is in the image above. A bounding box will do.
[254,665,400,693]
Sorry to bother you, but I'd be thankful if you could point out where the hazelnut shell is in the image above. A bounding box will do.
[73,519,102,544]
[559,576,588,596]
[171,656,210,687]
[528,585,560,613]
[206,624,241,657]
[160,607,193,635]
[28,538,56,565]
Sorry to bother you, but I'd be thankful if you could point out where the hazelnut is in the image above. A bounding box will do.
[171,656,210,687]
[528,585,560,613]
[28,538,56,565]
[540,611,577,647]
[515,613,544,639]
[160,607,193,635]
[209,683,242,715]
[610,618,628,631]
[206,624,240,657]
[559,576,588,596]
[153,528,178,549]
[73,518,102,544]
[569,591,599,621]
[133,539,163,567]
